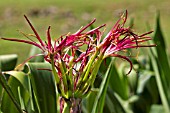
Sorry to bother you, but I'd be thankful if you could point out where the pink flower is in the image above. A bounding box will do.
[1,10,155,99]
[98,10,155,74]
[1,15,104,73]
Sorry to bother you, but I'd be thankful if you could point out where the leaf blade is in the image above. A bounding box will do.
[27,62,57,113]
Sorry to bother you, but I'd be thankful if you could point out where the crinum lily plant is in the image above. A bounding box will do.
[1,10,155,113]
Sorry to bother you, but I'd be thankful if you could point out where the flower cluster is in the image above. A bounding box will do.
[1,10,155,100]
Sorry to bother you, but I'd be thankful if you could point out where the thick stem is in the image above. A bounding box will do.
[70,98,82,113]
[61,97,82,113]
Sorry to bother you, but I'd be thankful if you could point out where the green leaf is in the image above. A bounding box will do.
[99,58,129,100]
[127,70,138,95]
[27,62,57,113]
[0,54,18,71]
[148,12,170,113]
[0,71,23,113]
[153,12,166,49]
[4,71,36,113]
[109,63,129,100]
[92,60,114,113]
[137,73,159,104]
[29,46,44,62]
[99,58,111,75]
[130,73,159,113]
[5,71,29,91]
[149,50,170,113]
[105,89,128,113]
[150,105,165,113]
[82,89,98,113]
[0,54,18,103]
[153,11,170,85]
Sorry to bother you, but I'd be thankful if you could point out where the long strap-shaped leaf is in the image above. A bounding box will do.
[148,12,170,113]
[92,60,113,113]
[27,62,57,113]
[153,12,170,90]
[0,71,23,113]
[149,49,170,113]
[3,71,35,113]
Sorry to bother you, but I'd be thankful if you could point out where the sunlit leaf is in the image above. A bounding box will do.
[4,71,36,112]
[0,71,23,113]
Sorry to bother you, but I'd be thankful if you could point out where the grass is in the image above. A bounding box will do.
[0,0,170,63]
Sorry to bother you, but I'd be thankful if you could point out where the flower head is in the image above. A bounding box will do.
[1,10,155,99]
[98,10,155,74]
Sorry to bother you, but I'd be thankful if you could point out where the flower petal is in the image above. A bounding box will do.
[24,15,45,47]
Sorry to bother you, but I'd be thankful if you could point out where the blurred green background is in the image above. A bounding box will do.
[0,0,169,63]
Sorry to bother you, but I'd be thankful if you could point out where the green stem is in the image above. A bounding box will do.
[86,55,103,86]
[82,52,104,89]
[59,60,68,90]
[76,48,99,88]
[67,57,74,97]
[74,53,104,97]
[50,55,66,97]
[82,50,98,82]
[50,55,60,83]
